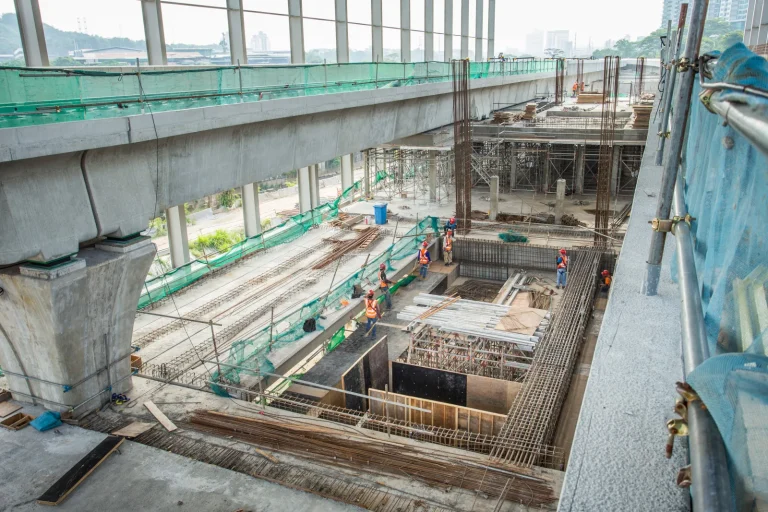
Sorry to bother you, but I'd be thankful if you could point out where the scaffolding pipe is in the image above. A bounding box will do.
[672,177,734,511]
[656,22,683,165]
[643,0,709,296]
[708,96,768,158]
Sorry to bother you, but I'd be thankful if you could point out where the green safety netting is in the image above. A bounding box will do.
[0,59,558,129]
[138,170,390,309]
[210,216,439,396]
[324,273,418,353]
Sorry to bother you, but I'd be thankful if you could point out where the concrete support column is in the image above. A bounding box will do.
[226,0,248,65]
[298,167,312,213]
[335,0,349,63]
[242,183,262,237]
[341,154,354,191]
[372,0,383,61]
[364,150,372,198]
[428,153,437,202]
[489,175,499,221]
[555,179,566,225]
[288,0,304,64]
[509,143,517,190]
[0,239,155,413]
[141,0,167,65]
[610,145,622,198]
[309,164,320,208]
[575,145,585,195]
[460,0,469,59]
[444,0,453,61]
[542,145,551,192]
[401,0,411,63]
[487,0,495,59]
[425,0,434,61]
[14,0,49,66]
[474,0,483,61]
[166,205,190,268]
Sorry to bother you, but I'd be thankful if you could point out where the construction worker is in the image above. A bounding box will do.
[418,241,431,280]
[556,248,568,289]
[364,290,381,338]
[445,216,457,235]
[572,81,579,97]
[580,81,585,93]
[443,229,454,265]
[378,263,393,309]
[601,269,612,294]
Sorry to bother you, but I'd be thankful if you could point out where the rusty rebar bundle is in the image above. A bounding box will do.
[594,56,620,245]
[555,58,566,104]
[635,56,646,101]
[452,59,472,234]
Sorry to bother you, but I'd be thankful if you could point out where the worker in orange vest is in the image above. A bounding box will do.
[601,269,612,294]
[378,263,393,309]
[417,241,431,280]
[572,82,579,97]
[364,289,381,338]
[556,248,568,289]
[443,229,454,265]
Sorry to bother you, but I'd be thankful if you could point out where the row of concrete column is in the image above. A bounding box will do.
[15,0,495,67]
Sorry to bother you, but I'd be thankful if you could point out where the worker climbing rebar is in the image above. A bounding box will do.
[418,241,431,280]
[364,289,381,338]
[378,263,393,310]
[601,269,612,295]
[556,248,568,289]
[445,216,457,235]
[443,229,454,266]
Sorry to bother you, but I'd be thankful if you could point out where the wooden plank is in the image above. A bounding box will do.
[144,401,177,432]
[37,436,124,505]
[111,422,154,438]
[0,401,22,417]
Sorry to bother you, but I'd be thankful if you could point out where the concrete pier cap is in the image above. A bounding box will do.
[0,236,155,415]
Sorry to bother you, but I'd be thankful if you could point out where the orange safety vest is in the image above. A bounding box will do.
[445,237,453,252]
[557,255,568,269]
[572,83,579,92]
[365,298,378,319]
[419,248,429,265]
[604,276,612,286]
[379,270,388,289]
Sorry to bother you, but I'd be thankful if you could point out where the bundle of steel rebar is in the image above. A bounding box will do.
[490,251,601,467]
[189,410,556,507]
[312,227,380,269]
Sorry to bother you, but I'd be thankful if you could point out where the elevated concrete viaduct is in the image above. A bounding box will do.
[0,62,604,266]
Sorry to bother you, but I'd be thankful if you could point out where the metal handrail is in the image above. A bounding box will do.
[672,177,735,511]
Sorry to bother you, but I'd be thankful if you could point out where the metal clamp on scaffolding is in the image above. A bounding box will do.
[676,57,698,74]
[649,214,695,232]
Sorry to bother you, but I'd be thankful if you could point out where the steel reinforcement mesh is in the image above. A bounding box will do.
[489,250,602,466]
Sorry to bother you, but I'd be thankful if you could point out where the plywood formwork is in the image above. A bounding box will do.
[368,389,507,436]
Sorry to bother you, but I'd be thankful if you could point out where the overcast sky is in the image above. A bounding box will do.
[0,0,663,54]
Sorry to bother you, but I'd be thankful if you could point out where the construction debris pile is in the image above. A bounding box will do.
[491,103,536,124]
[576,92,603,104]
[627,104,653,129]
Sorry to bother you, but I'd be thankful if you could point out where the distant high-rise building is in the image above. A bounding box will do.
[662,0,749,27]
[250,31,271,51]
[545,30,571,56]
[525,31,544,56]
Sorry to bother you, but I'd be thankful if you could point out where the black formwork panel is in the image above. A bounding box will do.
[454,239,616,280]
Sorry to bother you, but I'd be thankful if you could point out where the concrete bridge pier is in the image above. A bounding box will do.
[0,237,155,414]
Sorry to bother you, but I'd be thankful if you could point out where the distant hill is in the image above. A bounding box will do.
[0,13,219,60]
